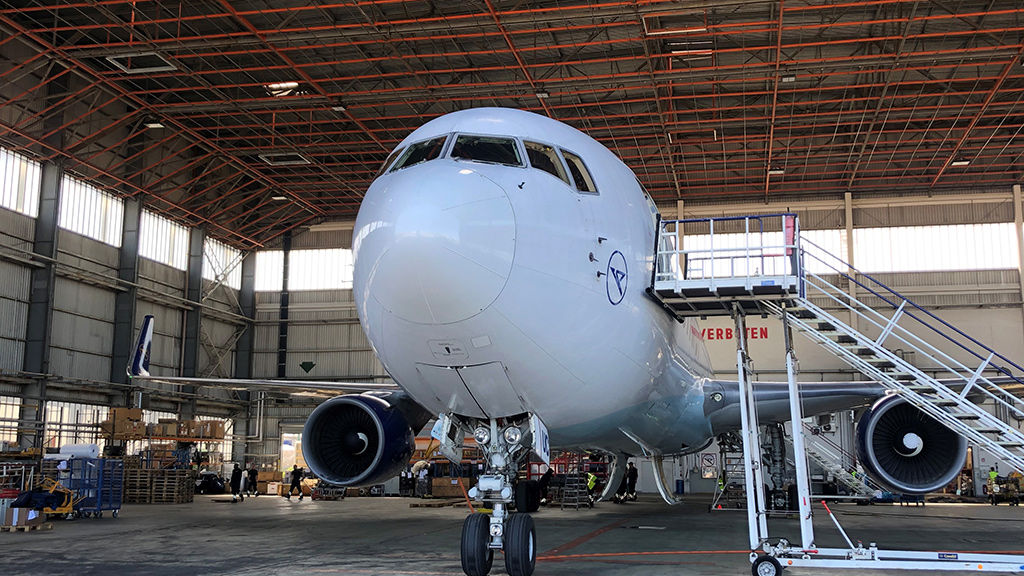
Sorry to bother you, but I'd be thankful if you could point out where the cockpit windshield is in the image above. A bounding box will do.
[524,141,569,184]
[450,135,523,167]
[375,146,405,178]
[391,136,448,172]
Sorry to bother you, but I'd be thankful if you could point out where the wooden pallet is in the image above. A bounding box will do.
[1,523,53,532]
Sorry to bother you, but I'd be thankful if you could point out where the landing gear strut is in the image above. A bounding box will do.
[441,414,548,576]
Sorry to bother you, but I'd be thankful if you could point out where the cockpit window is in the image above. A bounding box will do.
[375,147,405,178]
[391,136,448,172]
[450,135,523,167]
[524,141,569,184]
[560,149,597,193]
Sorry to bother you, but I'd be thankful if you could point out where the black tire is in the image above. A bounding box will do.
[514,481,530,512]
[504,513,537,576]
[752,555,783,576]
[461,513,493,576]
[526,480,541,513]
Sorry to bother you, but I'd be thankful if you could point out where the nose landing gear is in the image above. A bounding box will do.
[439,414,548,576]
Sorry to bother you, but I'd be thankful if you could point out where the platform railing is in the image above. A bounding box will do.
[655,213,803,295]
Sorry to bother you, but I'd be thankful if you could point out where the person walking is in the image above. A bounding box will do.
[286,465,304,500]
[230,463,245,503]
[247,464,259,497]
[625,461,639,501]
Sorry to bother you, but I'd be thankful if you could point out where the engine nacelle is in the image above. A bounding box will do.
[303,394,418,487]
[856,394,966,495]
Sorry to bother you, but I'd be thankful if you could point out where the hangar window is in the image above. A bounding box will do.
[140,209,189,270]
[254,250,284,291]
[451,135,523,167]
[44,401,107,449]
[390,136,448,172]
[203,237,243,290]
[254,248,355,291]
[0,396,20,443]
[59,175,124,247]
[524,141,568,183]
[560,149,597,193]
[853,223,1017,273]
[0,147,41,218]
[374,147,405,178]
[289,248,354,290]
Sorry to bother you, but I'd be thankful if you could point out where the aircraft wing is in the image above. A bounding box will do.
[127,315,397,396]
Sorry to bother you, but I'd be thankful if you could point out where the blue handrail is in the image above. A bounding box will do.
[799,235,1024,387]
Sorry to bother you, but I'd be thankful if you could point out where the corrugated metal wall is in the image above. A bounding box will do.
[49,230,118,381]
[0,209,33,372]
[252,288,386,380]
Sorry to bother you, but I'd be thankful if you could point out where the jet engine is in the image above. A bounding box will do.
[856,394,966,495]
[303,393,429,486]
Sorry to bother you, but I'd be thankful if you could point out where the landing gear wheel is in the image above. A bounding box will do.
[504,513,536,576]
[514,481,541,513]
[514,481,530,512]
[752,555,783,576]
[460,513,493,576]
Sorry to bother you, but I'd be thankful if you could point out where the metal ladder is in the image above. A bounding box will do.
[790,423,878,497]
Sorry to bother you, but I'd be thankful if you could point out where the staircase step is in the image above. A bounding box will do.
[997,442,1024,448]
[953,413,980,420]
[926,399,959,407]
[837,335,857,344]
[971,428,1003,434]
[901,384,933,392]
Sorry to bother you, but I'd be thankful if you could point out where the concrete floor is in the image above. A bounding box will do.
[2,494,1023,576]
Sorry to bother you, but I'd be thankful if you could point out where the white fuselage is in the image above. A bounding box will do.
[353,108,715,456]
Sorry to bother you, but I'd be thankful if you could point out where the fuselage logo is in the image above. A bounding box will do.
[607,250,627,305]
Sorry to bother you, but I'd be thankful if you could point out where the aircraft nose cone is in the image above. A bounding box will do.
[356,164,515,325]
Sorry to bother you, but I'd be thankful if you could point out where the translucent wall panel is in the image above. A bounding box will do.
[58,175,124,246]
[853,223,1018,273]
[203,237,242,289]
[0,147,41,217]
[140,209,188,270]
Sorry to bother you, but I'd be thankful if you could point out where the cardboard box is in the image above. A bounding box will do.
[113,419,145,439]
[109,407,143,422]
[99,420,114,437]
[4,508,43,527]
[257,471,277,482]
[277,482,312,496]
[431,477,473,499]
[209,421,226,439]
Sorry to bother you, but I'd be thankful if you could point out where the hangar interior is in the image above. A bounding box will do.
[2,1,1024,574]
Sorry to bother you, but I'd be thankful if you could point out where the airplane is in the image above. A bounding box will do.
[129,107,968,576]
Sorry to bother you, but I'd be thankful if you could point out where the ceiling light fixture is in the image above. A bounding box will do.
[535,90,550,99]
[950,159,970,167]
[767,167,785,176]
[265,81,300,97]
[781,75,797,83]
[331,104,347,112]
[271,196,288,201]
[143,120,165,129]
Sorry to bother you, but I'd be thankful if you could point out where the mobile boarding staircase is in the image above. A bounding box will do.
[650,214,1024,575]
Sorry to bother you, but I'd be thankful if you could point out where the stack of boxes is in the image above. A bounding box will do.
[98,409,228,441]
[99,408,146,440]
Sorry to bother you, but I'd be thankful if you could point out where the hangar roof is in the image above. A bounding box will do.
[1,1,1022,248]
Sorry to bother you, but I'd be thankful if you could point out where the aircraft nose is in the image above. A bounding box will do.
[356,163,516,325]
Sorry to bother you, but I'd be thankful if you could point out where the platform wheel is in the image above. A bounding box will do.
[504,513,536,576]
[460,512,493,576]
[112,509,119,518]
[752,555,783,576]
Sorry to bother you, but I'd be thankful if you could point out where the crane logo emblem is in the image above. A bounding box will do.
[607,250,627,305]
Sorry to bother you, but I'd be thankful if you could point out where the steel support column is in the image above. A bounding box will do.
[110,197,141,392]
[277,231,291,378]
[181,225,205,419]
[19,159,61,449]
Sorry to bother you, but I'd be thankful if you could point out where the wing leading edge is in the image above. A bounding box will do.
[127,315,398,395]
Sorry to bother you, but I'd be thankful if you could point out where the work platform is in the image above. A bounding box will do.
[650,213,1024,575]
[651,214,801,317]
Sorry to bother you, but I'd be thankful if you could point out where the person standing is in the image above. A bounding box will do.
[286,465,304,500]
[230,463,245,503]
[247,464,259,497]
[625,461,639,501]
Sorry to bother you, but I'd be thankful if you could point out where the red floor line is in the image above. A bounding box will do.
[541,517,633,556]
[539,549,749,560]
